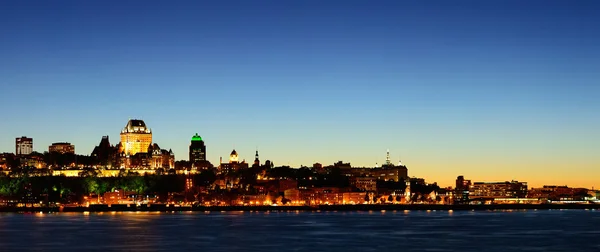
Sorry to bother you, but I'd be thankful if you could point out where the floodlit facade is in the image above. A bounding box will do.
[469,181,528,199]
[119,119,152,156]
[49,142,75,154]
[350,177,377,191]
[220,149,248,173]
[229,149,239,163]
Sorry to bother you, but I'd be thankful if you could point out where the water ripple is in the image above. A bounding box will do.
[0,210,599,251]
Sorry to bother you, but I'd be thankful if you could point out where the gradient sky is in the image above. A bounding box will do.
[1,0,599,188]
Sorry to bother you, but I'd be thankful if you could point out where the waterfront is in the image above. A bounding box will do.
[1,210,599,251]
[3,202,600,213]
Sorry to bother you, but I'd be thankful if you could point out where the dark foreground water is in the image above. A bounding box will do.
[1,210,599,251]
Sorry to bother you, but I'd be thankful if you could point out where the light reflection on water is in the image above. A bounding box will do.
[0,210,599,251]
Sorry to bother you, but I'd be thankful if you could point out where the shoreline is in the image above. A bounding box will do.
[1,204,599,213]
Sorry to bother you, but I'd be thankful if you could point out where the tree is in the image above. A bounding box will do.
[84,177,109,203]
[0,177,12,196]
[84,178,99,194]
[60,187,71,202]
[84,177,100,203]
[364,194,370,203]
[387,195,393,203]
[129,176,147,194]
[8,175,29,196]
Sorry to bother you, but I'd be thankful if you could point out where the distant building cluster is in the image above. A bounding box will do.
[0,118,598,208]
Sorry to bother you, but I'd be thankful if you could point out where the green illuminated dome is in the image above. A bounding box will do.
[191,133,203,142]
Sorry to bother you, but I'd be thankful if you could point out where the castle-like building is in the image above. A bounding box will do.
[91,136,119,167]
[89,119,174,169]
[119,119,152,156]
[118,119,174,169]
[120,142,174,169]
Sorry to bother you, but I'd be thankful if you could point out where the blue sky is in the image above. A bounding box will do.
[1,0,599,187]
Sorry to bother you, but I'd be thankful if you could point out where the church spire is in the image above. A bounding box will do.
[254,149,260,166]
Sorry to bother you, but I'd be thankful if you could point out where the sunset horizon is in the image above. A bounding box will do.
[2,1,600,251]
[3,116,597,189]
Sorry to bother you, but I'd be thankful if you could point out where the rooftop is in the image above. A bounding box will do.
[122,119,151,134]
[191,133,203,142]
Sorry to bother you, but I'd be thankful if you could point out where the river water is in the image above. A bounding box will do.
[0,210,599,251]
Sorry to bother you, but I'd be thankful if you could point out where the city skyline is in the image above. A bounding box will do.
[1,117,597,190]
[1,0,599,188]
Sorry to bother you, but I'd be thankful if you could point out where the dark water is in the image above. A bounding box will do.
[1,210,599,251]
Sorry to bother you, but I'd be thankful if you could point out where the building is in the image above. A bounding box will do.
[114,119,175,169]
[334,151,409,182]
[189,133,206,163]
[350,177,377,191]
[91,136,119,167]
[437,187,455,204]
[284,191,367,205]
[220,149,248,173]
[592,190,600,201]
[255,179,298,194]
[119,119,152,156]
[300,187,347,205]
[264,160,273,169]
[15,136,33,155]
[339,166,408,182]
[342,192,367,205]
[185,176,194,191]
[379,149,409,180]
[284,189,303,204]
[528,186,591,201]
[455,176,472,204]
[469,181,528,200]
[0,153,17,169]
[312,163,324,173]
[149,144,175,169]
[103,191,125,205]
[121,144,174,169]
[229,149,238,163]
[253,150,260,167]
[48,142,75,154]
[370,167,407,181]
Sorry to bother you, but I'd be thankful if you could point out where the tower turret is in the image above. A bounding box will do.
[254,150,260,166]
[385,149,391,166]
